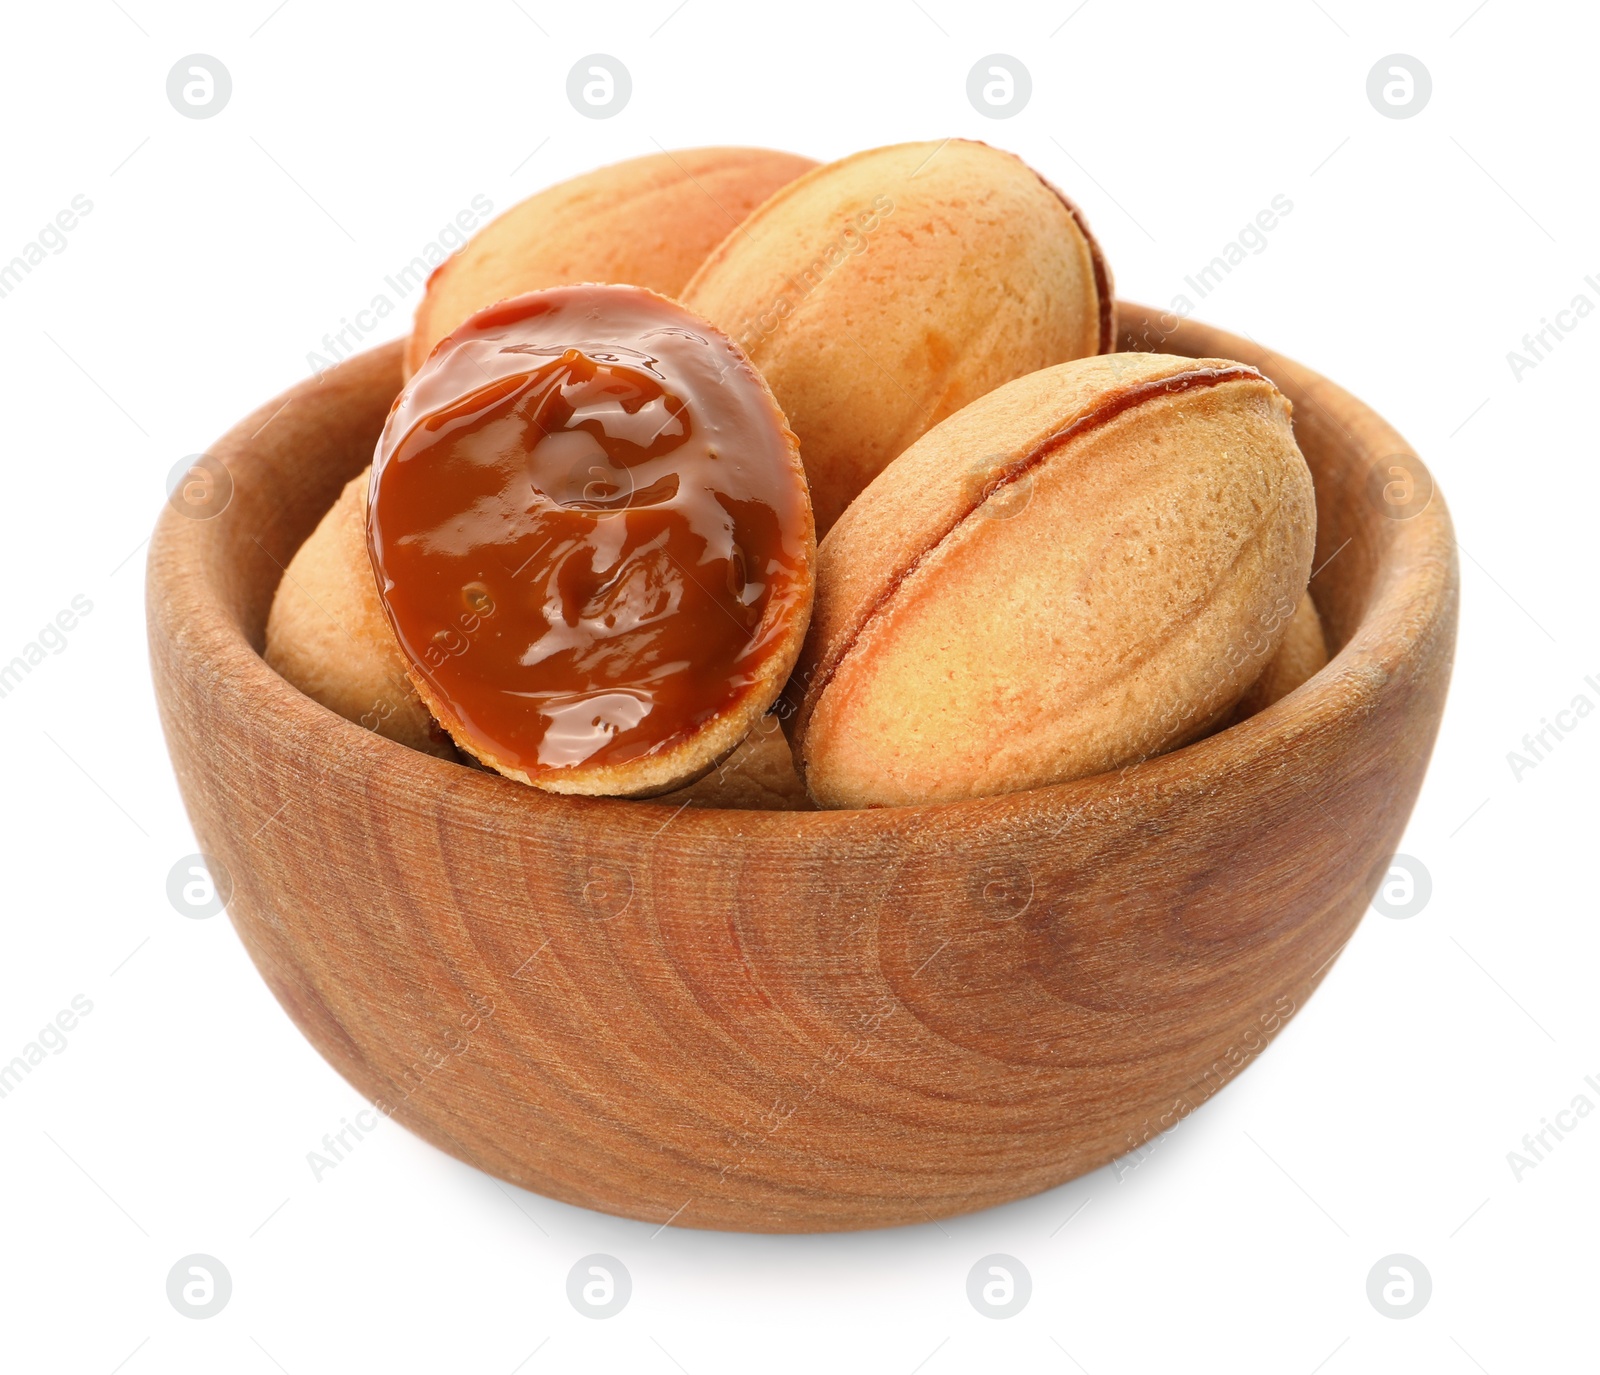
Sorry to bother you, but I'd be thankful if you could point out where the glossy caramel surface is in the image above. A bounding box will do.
[369,286,809,777]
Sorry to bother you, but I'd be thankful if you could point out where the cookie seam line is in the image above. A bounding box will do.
[796,364,1269,760]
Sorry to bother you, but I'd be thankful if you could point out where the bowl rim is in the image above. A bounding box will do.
[148,303,1457,843]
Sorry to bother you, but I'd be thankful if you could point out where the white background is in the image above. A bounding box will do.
[1,1,1595,1371]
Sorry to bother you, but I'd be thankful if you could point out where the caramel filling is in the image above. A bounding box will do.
[370,286,809,776]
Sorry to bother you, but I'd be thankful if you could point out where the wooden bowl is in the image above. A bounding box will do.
[147,306,1457,1232]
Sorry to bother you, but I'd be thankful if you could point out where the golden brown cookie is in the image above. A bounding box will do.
[657,713,814,811]
[264,470,455,758]
[786,353,1317,808]
[406,146,816,377]
[681,138,1113,534]
[1228,591,1329,722]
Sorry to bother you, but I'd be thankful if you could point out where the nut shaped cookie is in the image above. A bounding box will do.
[787,353,1317,808]
[1230,590,1329,722]
[265,469,455,759]
[681,139,1113,534]
[407,146,816,377]
[658,713,814,811]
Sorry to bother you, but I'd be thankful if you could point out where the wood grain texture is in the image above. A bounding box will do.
[146,307,1458,1232]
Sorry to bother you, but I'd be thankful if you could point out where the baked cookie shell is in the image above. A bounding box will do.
[789,353,1317,808]
[1230,590,1329,722]
[264,469,455,759]
[657,712,814,811]
[406,146,816,378]
[681,139,1114,535]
